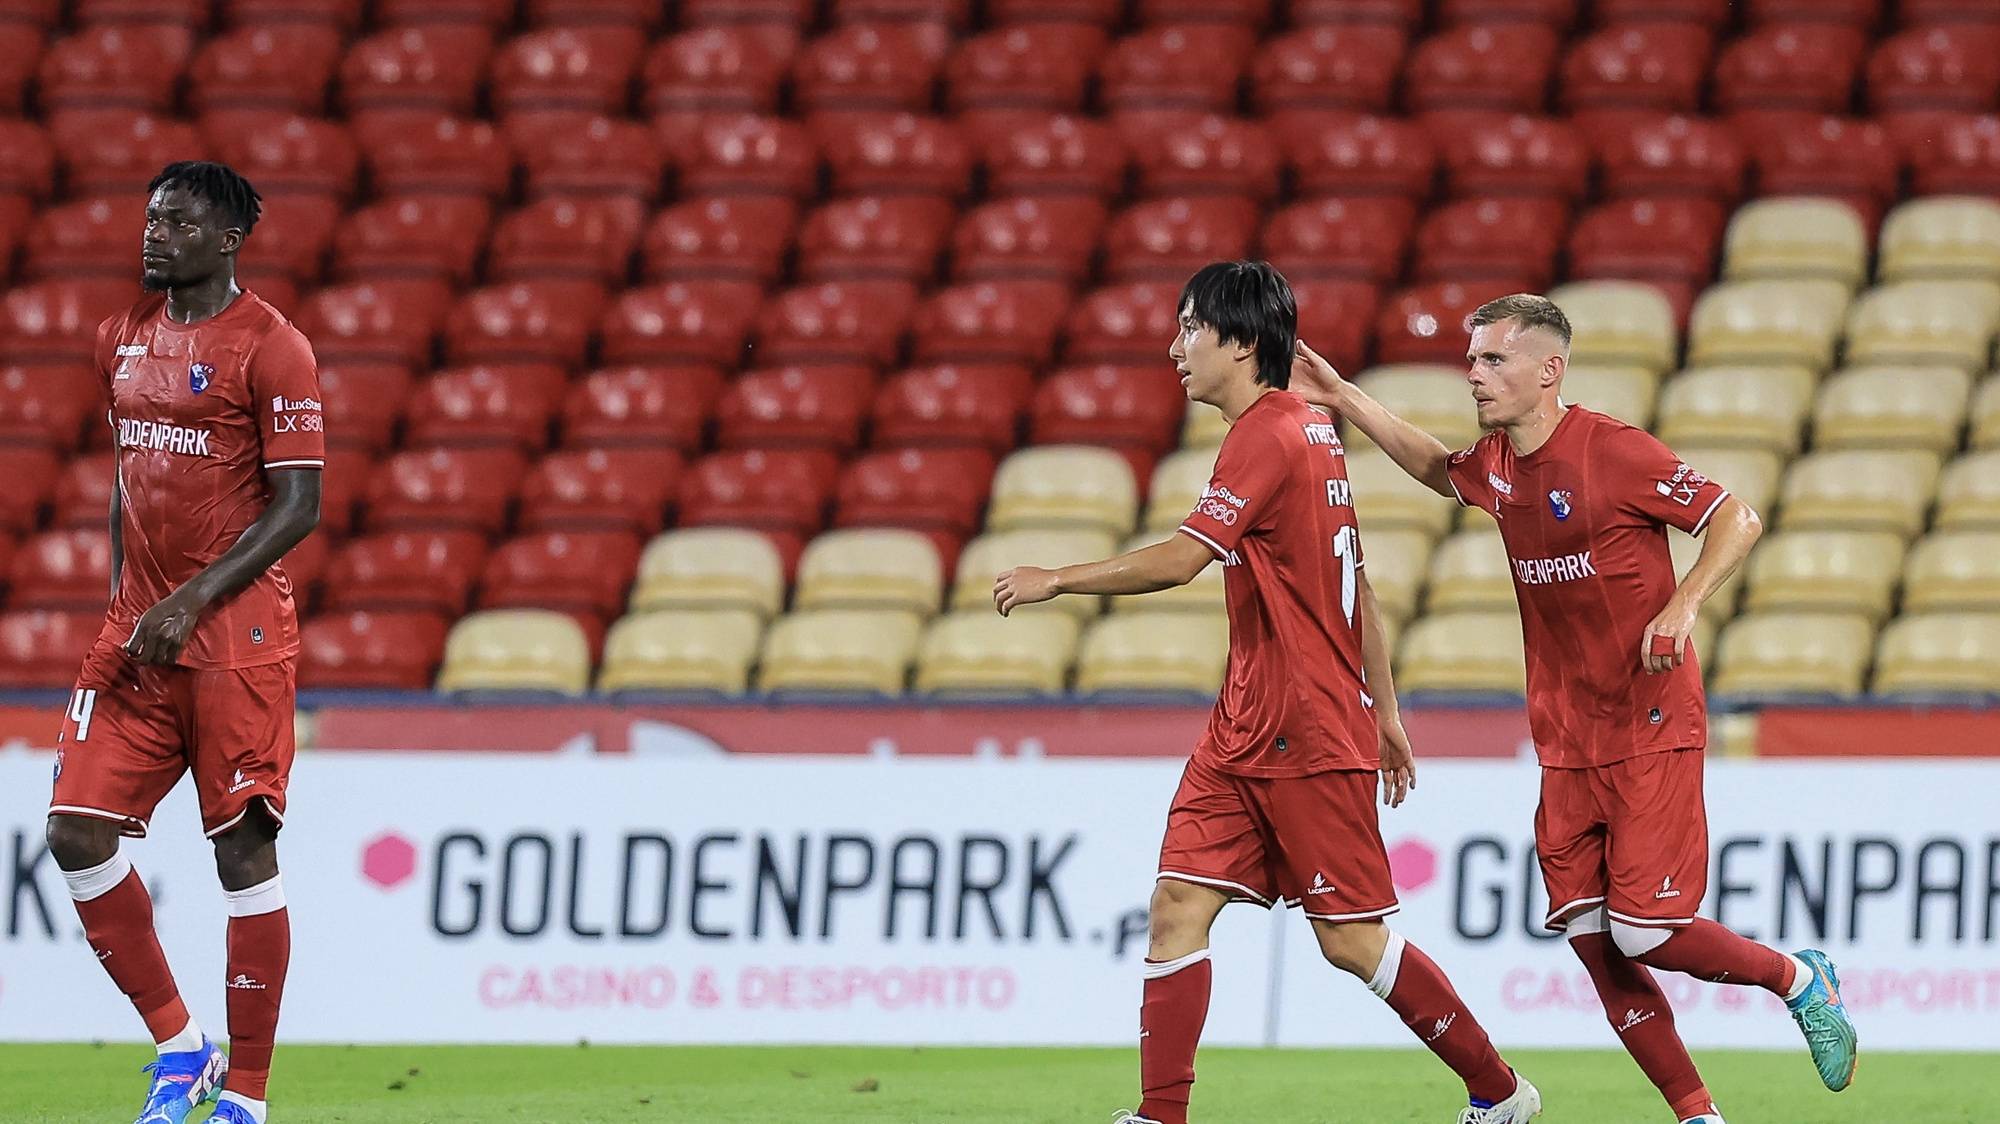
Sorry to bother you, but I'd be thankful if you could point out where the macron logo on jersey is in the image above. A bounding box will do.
[1303,422,1342,450]
[1512,551,1597,585]
[118,418,212,457]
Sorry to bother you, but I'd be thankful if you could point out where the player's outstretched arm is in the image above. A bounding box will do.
[993,534,1213,616]
[1357,571,1415,807]
[1290,342,1454,498]
[1641,495,1763,674]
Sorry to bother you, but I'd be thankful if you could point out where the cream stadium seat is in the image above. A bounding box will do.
[629,528,785,619]
[1935,450,2000,531]
[1144,446,1220,532]
[1353,526,1433,625]
[1183,399,1229,449]
[1902,532,2000,613]
[1742,530,1905,623]
[1562,364,1658,427]
[1680,447,1784,516]
[1722,197,1869,288]
[987,445,1138,536]
[794,528,943,615]
[1654,366,1814,454]
[1347,365,1480,451]
[1812,365,1972,453]
[951,528,1118,620]
[436,610,591,695]
[1878,196,2000,283]
[1711,612,1874,698]
[1396,610,1525,693]
[1844,280,2000,371]
[1424,526,1515,614]
[1777,450,1940,538]
[1548,281,1678,376]
[915,610,1078,696]
[1112,531,1226,614]
[1075,612,1230,695]
[1690,613,1719,676]
[597,609,763,695]
[1970,373,2000,450]
[1687,279,1850,370]
[1669,531,1747,623]
[1873,613,2000,695]
[756,609,922,695]
[1348,448,1456,536]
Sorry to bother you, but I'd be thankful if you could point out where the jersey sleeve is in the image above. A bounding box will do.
[1177,419,1289,560]
[1605,426,1731,534]
[248,325,325,469]
[1444,438,1497,511]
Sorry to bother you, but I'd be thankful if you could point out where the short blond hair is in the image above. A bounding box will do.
[1469,293,1571,349]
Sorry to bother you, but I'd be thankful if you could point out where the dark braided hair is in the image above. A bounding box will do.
[147,161,263,236]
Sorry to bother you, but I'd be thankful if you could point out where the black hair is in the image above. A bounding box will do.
[1178,261,1298,389]
[146,161,263,236]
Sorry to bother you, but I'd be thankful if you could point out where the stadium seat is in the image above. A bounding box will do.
[1414,197,1567,288]
[753,283,917,368]
[1125,113,1281,199]
[1903,532,2000,613]
[1031,365,1184,454]
[0,26,41,115]
[870,364,1032,452]
[356,113,513,200]
[915,610,1076,696]
[312,362,406,451]
[0,610,106,689]
[1347,526,1430,625]
[203,113,358,199]
[1397,610,1525,693]
[488,196,646,284]
[0,119,54,200]
[517,448,679,534]
[1075,612,1228,695]
[796,196,952,282]
[1682,446,1785,517]
[1567,198,1726,296]
[0,363,97,449]
[715,364,874,450]
[219,0,365,33]
[945,23,1104,114]
[1424,112,1588,201]
[1062,283,1182,366]
[294,280,451,367]
[1669,530,1747,623]
[1547,282,1679,375]
[978,113,1128,197]
[793,22,946,114]
[1259,197,1416,285]
[1907,114,2000,199]
[50,453,113,529]
[1289,0,1425,27]
[402,365,564,451]
[38,25,190,114]
[630,527,785,618]
[795,527,942,615]
[1376,281,1527,366]
[339,26,490,116]
[952,197,1108,282]
[1561,364,1658,426]
[323,530,487,616]
[597,608,764,695]
[1743,529,1905,621]
[1142,446,1219,533]
[1974,375,2000,450]
[1100,25,1252,113]
[1346,448,1456,535]
[437,609,591,696]
[672,114,819,198]
[1654,365,1814,453]
[1778,450,1941,538]
[681,0,815,25]
[950,528,1117,620]
[1873,613,2000,697]
[331,196,491,284]
[1813,365,1972,452]
[1741,114,1897,228]
[1878,197,2000,284]
[678,449,838,537]
[1405,24,1559,114]
[10,529,111,611]
[757,608,923,695]
[1713,24,1867,115]
[1250,26,1405,114]
[642,28,793,114]
[317,447,367,537]
[1711,611,1873,698]
[1100,530,1224,616]
[1295,278,1382,375]
[187,26,342,117]
[1936,451,2000,531]
[22,195,140,279]
[562,365,722,450]
[299,610,449,689]
[0,279,133,364]
[1868,27,2000,117]
[1592,113,1746,202]
[52,111,206,197]
[445,281,607,370]
[986,0,1122,24]
[491,27,645,116]
[1560,24,1711,114]
[1722,197,1870,288]
[987,446,1137,536]
[835,447,996,537]
[479,531,641,621]
[1844,280,2000,370]
[1347,366,1480,452]
[517,116,666,199]
[913,281,1069,366]
[599,281,763,368]
[819,113,973,197]
[641,197,798,284]
[364,447,528,535]
[1424,527,1515,614]
[1686,279,1851,370]
[1278,111,1436,200]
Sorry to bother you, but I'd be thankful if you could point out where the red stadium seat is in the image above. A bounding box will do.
[831,0,969,23]
[38,25,190,113]
[1590,113,1746,201]
[324,531,487,615]
[295,280,452,367]
[675,114,819,198]
[489,196,647,283]
[1376,281,1527,365]
[281,530,330,603]
[526,0,668,27]
[1259,197,1416,283]
[1560,24,1713,114]
[299,609,449,689]
[1063,282,1180,366]
[716,364,874,450]
[1405,24,1560,114]
[0,194,25,278]
[562,365,724,450]
[836,447,994,537]
[404,365,566,451]
[793,23,947,114]
[187,25,342,116]
[978,113,1127,197]
[951,197,1108,282]
[1100,25,1253,113]
[1424,112,1588,200]
[373,0,512,27]
[642,27,795,115]
[331,196,491,284]
[1031,365,1183,453]
[444,281,607,369]
[599,281,762,368]
[0,119,53,201]
[682,0,815,28]
[796,195,953,281]
[23,195,142,279]
[358,114,511,200]
[1288,0,1423,26]
[1414,197,1568,288]
[1908,114,2000,196]
[1900,0,2000,23]
[1593,0,1729,22]
[1740,113,1897,227]
[987,0,1120,24]
[0,448,59,533]
[1439,0,1575,23]
[492,28,645,116]
[678,449,839,537]
[945,24,1105,115]
[870,363,1031,452]
[912,281,1069,366]
[640,197,800,284]
[1251,26,1406,115]
[203,113,358,199]
[53,112,204,196]
[236,193,341,285]
[316,362,411,451]
[318,446,366,537]
[0,610,102,689]
[519,448,681,534]
[754,282,918,367]
[0,363,98,449]
[364,447,528,534]
[480,530,642,619]
[517,115,666,199]
[1292,279,1380,375]
[219,0,364,31]
[1278,111,1436,199]
[10,529,110,611]
[819,113,974,197]
[1867,27,2000,115]
[0,0,58,27]
[1137,0,1269,24]
[1714,25,1867,115]
[1567,197,1726,293]
[340,27,490,116]
[0,279,132,364]
[1747,0,1881,24]
[51,452,114,529]
[1124,113,1280,199]
[0,26,43,114]
[1102,197,1259,282]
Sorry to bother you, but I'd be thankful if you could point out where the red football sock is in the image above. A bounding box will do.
[69,860,190,1043]
[1572,932,1713,1119]
[1634,919,1797,994]
[1371,933,1516,1103]
[1137,949,1210,1124]
[223,876,291,1101]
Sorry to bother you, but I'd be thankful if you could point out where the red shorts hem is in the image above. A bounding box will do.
[203,790,286,838]
[48,803,150,838]
[1156,870,1274,908]
[1543,895,1608,931]
[1605,906,1697,928]
[1300,901,1400,922]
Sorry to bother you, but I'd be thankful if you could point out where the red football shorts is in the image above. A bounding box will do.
[1536,746,1708,932]
[49,640,297,839]
[1156,754,1399,922]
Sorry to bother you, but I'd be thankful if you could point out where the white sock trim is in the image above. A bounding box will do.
[62,850,132,902]
[1367,930,1408,999]
[223,874,286,918]
[1563,905,1610,938]
[156,1016,202,1055]
[1143,948,1210,980]
[1610,918,1673,958]
[1784,954,1813,1001]
[218,1091,269,1123]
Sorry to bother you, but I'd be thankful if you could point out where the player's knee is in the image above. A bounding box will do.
[1312,918,1388,978]
[45,814,118,870]
[1148,880,1219,954]
[211,809,280,889]
[1610,918,1671,958]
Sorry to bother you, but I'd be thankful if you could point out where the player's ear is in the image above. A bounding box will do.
[217,226,245,255]
[1541,351,1566,388]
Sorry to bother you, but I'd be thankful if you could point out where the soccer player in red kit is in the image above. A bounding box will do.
[1291,294,1858,1124]
[43,162,322,1124]
[993,263,1541,1124]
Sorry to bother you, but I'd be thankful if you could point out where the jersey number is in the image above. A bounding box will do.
[1331,525,1358,629]
[66,688,97,743]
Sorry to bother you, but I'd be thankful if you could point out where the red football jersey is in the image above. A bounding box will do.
[1178,391,1378,778]
[1445,406,1730,769]
[94,291,325,669]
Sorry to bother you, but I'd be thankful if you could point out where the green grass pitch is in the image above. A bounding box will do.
[4,1043,1992,1123]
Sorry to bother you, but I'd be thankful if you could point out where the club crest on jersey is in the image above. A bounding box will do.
[1549,489,1573,520]
[189,362,214,394]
